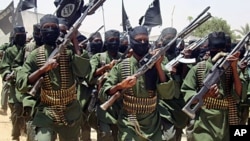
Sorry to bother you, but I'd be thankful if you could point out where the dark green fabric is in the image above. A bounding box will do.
[101,56,170,140]
[180,59,240,141]
[15,44,91,140]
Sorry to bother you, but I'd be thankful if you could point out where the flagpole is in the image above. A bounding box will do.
[34,7,38,23]
[101,5,106,35]
[12,0,15,28]
[171,5,175,27]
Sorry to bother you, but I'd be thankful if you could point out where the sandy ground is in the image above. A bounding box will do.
[0,78,187,141]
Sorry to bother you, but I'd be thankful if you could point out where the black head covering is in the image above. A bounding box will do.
[33,24,41,33]
[129,26,148,39]
[208,31,226,49]
[13,26,26,35]
[13,26,26,46]
[161,27,177,40]
[77,34,87,42]
[105,30,120,41]
[40,14,59,27]
[89,32,102,42]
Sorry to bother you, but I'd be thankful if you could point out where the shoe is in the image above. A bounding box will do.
[0,109,7,115]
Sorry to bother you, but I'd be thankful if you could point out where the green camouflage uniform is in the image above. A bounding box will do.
[181,58,243,141]
[158,55,189,141]
[238,65,250,125]
[0,43,11,113]
[100,56,172,141]
[88,51,122,141]
[15,44,91,141]
[0,44,26,140]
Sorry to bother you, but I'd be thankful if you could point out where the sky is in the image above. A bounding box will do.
[0,0,250,36]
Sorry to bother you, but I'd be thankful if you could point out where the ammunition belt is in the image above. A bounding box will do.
[227,95,239,125]
[204,97,228,109]
[46,105,67,125]
[121,58,133,95]
[197,61,206,89]
[41,84,76,106]
[37,46,70,90]
[123,94,157,114]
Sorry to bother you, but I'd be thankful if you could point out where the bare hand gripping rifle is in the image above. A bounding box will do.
[28,0,106,96]
[182,31,250,119]
[100,6,212,111]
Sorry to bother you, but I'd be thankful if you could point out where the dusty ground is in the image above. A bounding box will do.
[0,78,187,141]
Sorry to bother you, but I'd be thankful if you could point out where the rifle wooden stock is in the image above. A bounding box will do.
[27,77,44,97]
[182,31,250,119]
[100,91,121,111]
[100,6,212,111]
[27,0,106,96]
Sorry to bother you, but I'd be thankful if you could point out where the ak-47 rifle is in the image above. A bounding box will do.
[182,31,250,119]
[27,0,106,96]
[100,6,212,111]
[164,36,208,72]
[78,25,104,47]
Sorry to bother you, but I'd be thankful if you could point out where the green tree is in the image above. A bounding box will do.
[187,16,193,23]
[234,23,250,38]
[189,16,238,41]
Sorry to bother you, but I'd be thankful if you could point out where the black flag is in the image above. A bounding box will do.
[122,0,132,32]
[55,0,83,28]
[139,0,162,28]
[0,2,14,34]
[14,0,24,26]
[20,0,37,11]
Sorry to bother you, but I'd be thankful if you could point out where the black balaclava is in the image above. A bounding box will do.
[119,34,128,53]
[208,31,226,58]
[130,26,156,90]
[13,26,26,46]
[40,14,60,46]
[129,26,149,57]
[89,32,103,54]
[33,24,43,46]
[104,30,120,54]
[160,27,177,54]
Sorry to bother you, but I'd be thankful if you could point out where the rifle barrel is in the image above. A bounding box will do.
[100,6,212,111]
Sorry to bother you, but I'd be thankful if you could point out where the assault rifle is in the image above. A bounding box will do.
[164,36,208,72]
[182,31,250,119]
[100,6,212,111]
[27,0,106,96]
